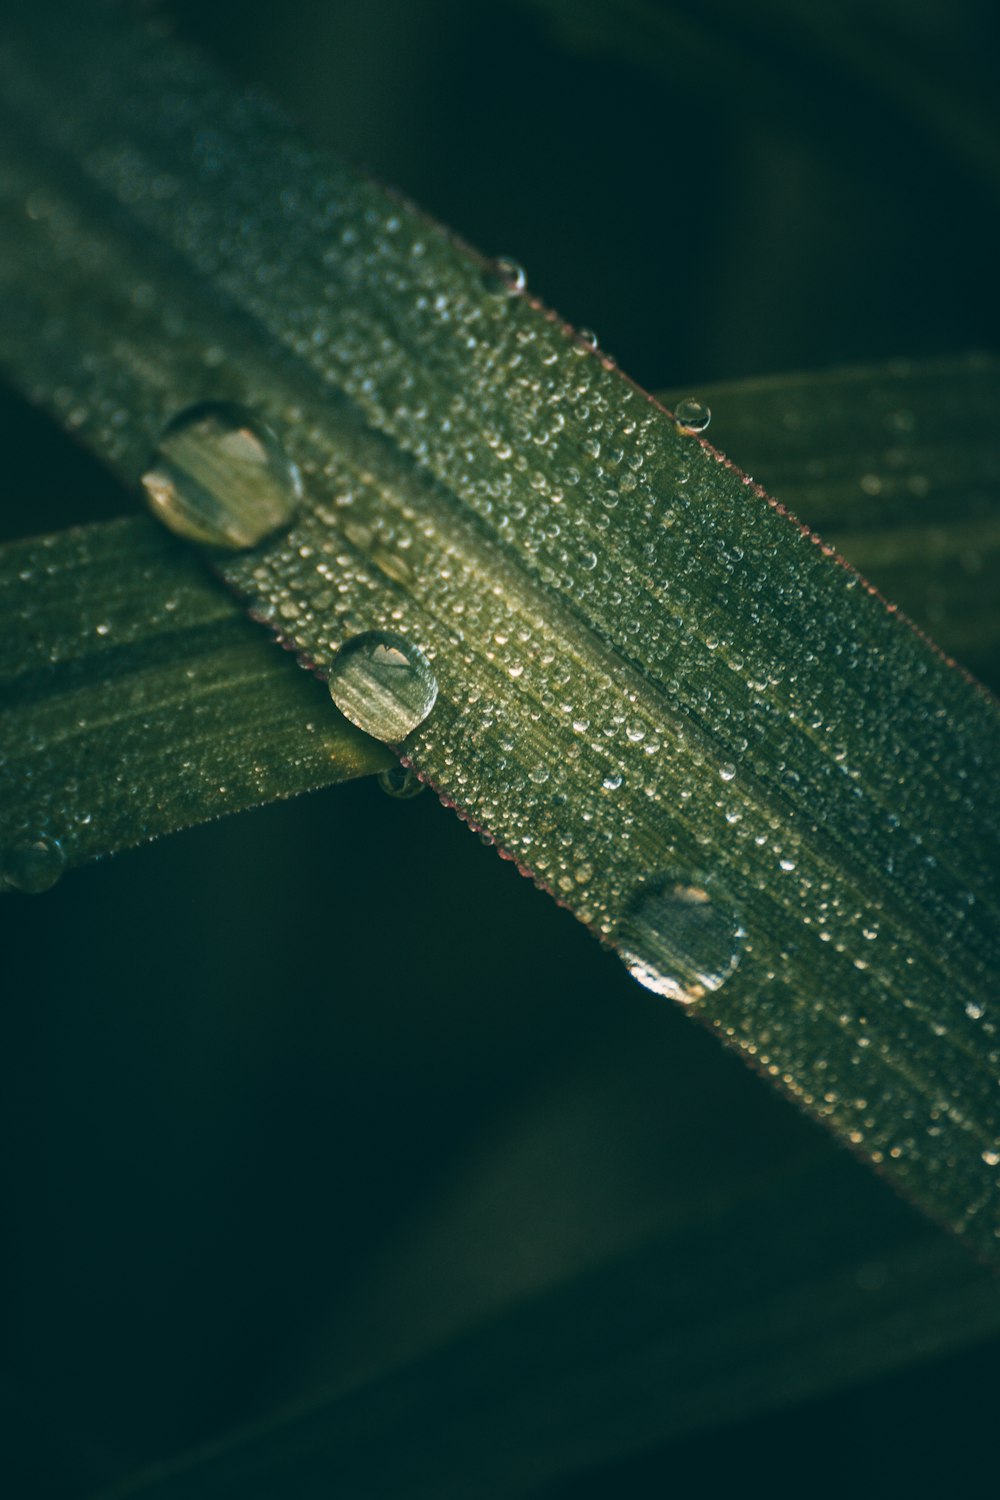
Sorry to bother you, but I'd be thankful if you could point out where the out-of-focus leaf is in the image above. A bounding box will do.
[0,517,390,877]
[660,355,1000,689]
[525,0,1000,200]
[1,5,1000,1269]
[104,1109,1000,1499]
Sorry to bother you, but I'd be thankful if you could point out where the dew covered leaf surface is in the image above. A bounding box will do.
[660,355,1000,690]
[3,356,995,881]
[1,6,1000,1263]
[0,517,390,877]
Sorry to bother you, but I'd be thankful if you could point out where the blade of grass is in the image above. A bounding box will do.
[3,357,995,874]
[525,0,1000,201]
[101,1147,1000,1499]
[659,356,1000,689]
[0,517,390,876]
[1,5,999,1269]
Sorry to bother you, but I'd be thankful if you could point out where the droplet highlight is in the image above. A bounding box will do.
[618,877,743,1003]
[378,764,426,800]
[2,834,65,894]
[141,401,303,549]
[673,397,711,434]
[328,632,438,742]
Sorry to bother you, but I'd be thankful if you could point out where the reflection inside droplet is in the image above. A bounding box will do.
[673,398,712,434]
[2,834,65,894]
[141,401,302,549]
[378,764,426,800]
[328,632,438,742]
[618,876,743,1003]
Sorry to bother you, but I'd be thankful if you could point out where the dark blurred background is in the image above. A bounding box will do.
[2,1,999,1495]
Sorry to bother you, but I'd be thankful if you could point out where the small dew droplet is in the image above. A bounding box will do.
[674,398,711,434]
[484,257,527,296]
[377,764,426,800]
[618,877,743,1004]
[141,401,302,549]
[328,632,438,743]
[2,834,65,894]
[578,328,599,350]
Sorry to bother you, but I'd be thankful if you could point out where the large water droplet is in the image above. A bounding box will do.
[378,764,426,800]
[618,877,743,1003]
[328,632,438,742]
[2,834,65,893]
[673,398,711,434]
[141,401,303,549]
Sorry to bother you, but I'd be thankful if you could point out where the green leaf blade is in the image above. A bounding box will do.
[0,518,391,874]
[101,1152,1000,1499]
[659,355,1000,687]
[5,355,995,881]
[1,5,1000,1263]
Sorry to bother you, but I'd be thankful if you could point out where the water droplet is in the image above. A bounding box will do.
[484,256,526,295]
[2,834,65,893]
[328,632,438,742]
[673,398,711,434]
[378,764,426,800]
[602,772,623,791]
[141,401,303,549]
[618,877,743,1003]
[578,328,599,350]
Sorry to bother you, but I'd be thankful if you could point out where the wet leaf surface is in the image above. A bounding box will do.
[4,357,996,880]
[660,356,1000,690]
[1,6,999,1261]
[1,6,1000,1498]
[0,518,390,878]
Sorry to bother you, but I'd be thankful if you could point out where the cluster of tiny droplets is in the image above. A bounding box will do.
[1,11,999,1250]
[0,519,382,879]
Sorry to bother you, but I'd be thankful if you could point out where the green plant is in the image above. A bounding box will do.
[2,2,999,1496]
